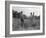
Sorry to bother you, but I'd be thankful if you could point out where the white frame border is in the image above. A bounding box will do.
[10,4,43,34]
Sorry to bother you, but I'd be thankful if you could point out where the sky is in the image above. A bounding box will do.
[12,7,41,17]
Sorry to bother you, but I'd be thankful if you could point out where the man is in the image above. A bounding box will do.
[20,11,24,28]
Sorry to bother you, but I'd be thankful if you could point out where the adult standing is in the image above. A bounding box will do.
[20,11,24,28]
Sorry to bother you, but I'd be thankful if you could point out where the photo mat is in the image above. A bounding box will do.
[10,4,43,34]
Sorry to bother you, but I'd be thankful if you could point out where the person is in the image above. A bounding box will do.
[30,12,33,26]
[20,11,24,28]
[30,12,33,21]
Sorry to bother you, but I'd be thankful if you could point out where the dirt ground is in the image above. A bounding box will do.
[12,18,40,31]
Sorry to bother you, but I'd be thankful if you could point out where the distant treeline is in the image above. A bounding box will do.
[12,10,40,19]
[13,10,20,18]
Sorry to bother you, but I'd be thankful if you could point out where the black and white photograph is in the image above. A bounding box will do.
[5,1,45,37]
[10,4,43,34]
[12,7,40,31]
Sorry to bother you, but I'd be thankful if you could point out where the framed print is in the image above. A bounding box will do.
[5,1,45,37]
